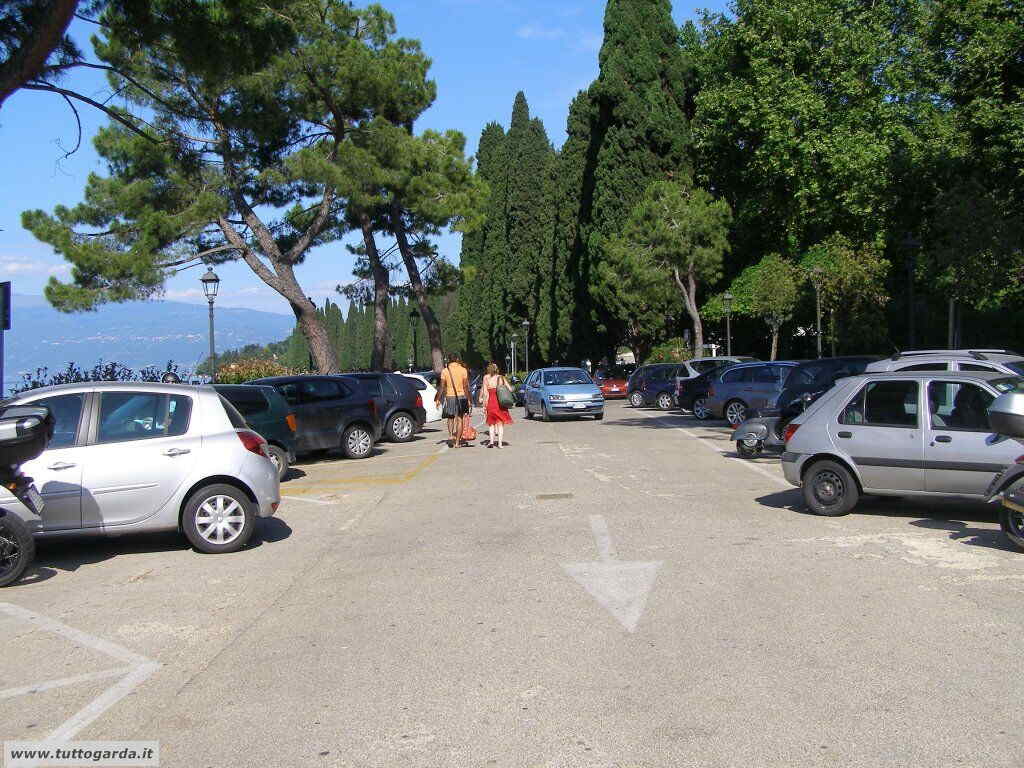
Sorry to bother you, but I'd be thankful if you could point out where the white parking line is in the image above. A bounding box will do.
[0,603,160,742]
[634,409,790,487]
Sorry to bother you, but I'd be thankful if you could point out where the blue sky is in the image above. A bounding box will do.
[0,0,727,317]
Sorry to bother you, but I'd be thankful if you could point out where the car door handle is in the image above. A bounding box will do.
[837,431,853,439]
[162,448,191,457]
[935,435,952,443]
[47,461,77,470]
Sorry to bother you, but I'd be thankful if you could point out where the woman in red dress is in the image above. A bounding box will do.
[479,362,514,448]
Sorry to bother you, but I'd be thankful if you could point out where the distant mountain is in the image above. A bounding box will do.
[5,295,293,388]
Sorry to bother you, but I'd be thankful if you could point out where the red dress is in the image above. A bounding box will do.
[485,381,513,426]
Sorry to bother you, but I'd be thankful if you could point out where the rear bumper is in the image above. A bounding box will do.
[239,451,280,518]
[780,452,803,486]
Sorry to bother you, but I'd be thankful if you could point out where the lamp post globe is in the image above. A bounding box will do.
[199,267,220,381]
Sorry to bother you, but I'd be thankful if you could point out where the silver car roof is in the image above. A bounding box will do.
[884,351,1024,364]
[844,370,1016,384]
[8,381,217,399]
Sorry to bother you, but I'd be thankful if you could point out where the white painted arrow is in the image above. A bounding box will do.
[562,515,662,633]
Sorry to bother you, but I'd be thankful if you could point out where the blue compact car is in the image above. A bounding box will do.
[522,367,605,421]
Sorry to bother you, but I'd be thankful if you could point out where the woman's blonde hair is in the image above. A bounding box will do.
[486,362,499,375]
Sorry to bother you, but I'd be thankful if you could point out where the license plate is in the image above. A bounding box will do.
[610,387,619,391]
[573,403,586,409]
[19,484,44,516]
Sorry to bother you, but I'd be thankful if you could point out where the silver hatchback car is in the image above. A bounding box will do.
[3,382,280,553]
[782,371,1023,515]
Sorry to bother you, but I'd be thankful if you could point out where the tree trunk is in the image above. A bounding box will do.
[359,214,390,371]
[291,300,337,374]
[830,309,837,357]
[673,267,703,356]
[390,201,444,372]
[0,0,78,109]
[769,322,779,361]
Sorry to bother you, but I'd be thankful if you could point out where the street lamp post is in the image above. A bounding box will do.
[723,291,734,357]
[510,335,518,375]
[409,308,419,371]
[200,267,220,382]
[521,320,530,374]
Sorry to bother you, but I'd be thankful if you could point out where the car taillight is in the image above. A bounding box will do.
[707,386,715,397]
[368,399,377,419]
[415,393,423,409]
[285,413,297,433]
[237,429,268,457]
[1016,455,1024,465]
[783,423,800,443]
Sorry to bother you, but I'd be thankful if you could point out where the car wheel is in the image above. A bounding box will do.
[541,402,551,422]
[657,392,673,410]
[725,399,747,427]
[802,460,859,516]
[692,397,711,420]
[386,412,416,443]
[595,412,604,421]
[182,484,255,554]
[523,403,533,420]
[342,424,374,459]
[265,444,289,480]
[736,438,762,459]
[1000,505,1024,551]
[0,511,34,587]
[629,391,644,408]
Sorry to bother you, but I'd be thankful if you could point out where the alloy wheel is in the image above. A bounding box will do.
[630,392,644,408]
[657,393,672,410]
[195,495,246,545]
[347,428,372,457]
[392,415,414,440]
[725,401,747,426]
[692,398,710,420]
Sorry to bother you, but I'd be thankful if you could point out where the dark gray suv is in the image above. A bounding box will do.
[705,362,799,426]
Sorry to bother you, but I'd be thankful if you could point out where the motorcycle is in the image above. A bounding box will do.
[0,405,54,587]
[984,390,1024,551]
[731,392,814,459]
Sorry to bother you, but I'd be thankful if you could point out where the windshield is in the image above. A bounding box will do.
[991,376,1024,393]
[544,369,593,386]
[1003,360,1024,376]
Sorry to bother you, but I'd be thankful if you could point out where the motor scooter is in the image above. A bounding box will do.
[984,391,1024,551]
[731,392,814,459]
[0,405,53,587]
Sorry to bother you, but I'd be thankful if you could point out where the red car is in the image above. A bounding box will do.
[594,366,630,399]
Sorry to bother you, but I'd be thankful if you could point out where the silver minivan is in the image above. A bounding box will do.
[782,371,1023,515]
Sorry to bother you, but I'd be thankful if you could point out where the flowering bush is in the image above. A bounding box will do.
[645,339,694,364]
[215,358,292,384]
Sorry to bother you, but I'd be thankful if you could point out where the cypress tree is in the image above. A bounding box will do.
[505,94,557,360]
[559,0,695,359]
[458,122,508,364]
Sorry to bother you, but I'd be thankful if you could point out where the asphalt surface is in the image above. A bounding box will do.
[3,400,1024,767]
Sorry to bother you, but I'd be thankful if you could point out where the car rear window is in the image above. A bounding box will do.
[217,387,269,418]
[219,395,248,429]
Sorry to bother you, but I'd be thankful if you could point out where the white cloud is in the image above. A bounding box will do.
[517,23,565,40]
[47,264,70,276]
[0,260,44,276]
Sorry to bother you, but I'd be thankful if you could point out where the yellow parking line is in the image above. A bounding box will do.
[284,452,443,492]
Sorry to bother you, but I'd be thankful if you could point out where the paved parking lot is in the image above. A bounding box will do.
[3,400,1023,767]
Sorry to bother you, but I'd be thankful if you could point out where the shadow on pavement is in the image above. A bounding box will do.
[755,488,1017,553]
[16,516,294,585]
